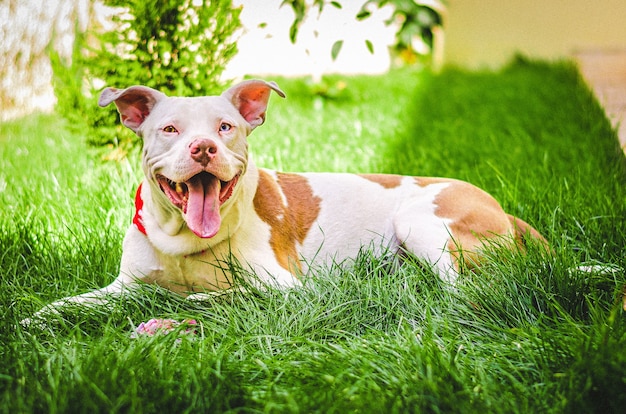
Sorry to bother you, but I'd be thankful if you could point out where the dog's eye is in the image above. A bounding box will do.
[219,122,232,133]
[163,125,178,134]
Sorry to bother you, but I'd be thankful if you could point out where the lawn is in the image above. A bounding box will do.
[1,58,625,413]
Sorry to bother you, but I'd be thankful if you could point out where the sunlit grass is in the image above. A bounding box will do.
[1,60,625,413]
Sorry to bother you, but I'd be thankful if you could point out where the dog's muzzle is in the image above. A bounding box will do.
[157,171,239,238]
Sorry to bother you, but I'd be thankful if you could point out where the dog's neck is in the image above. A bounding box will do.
[138,161,260,256]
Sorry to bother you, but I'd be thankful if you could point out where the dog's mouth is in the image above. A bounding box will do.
[156,172,240,238]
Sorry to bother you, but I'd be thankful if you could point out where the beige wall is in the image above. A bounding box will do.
[443,0,626,68]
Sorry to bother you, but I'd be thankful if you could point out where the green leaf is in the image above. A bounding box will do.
[330,1,342,8]
[331,40,344,61]
[289,22,299,43]
[356,10,371,20]
[365,39,374,54]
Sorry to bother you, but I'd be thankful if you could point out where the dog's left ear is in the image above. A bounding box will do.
[98,86,167,133]
[222,80,285,129]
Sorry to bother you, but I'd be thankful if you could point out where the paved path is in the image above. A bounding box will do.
[574,50,626,153]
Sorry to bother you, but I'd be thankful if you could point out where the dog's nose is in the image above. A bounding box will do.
[189,138,218,166]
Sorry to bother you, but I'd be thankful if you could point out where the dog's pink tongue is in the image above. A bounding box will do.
[185,174,221,238]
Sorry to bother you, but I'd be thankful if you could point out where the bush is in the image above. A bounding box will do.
[282,0,443,63]
[51,0,241,152]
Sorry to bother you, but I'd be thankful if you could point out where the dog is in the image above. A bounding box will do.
[26,79,547,320]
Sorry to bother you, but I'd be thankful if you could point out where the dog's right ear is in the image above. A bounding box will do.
[98,86,167,133]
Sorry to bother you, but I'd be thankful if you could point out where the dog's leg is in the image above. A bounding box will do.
[392,200,459,283]
[22,278,137,327]
[253,266,302,288]
[24,226,163,323]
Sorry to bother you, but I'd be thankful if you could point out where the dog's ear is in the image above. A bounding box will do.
[222,80,285,129]
[98,86,167,133]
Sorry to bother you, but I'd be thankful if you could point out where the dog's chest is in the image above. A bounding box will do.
[152,248,233,293]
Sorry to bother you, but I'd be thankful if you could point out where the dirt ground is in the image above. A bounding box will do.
[574,49,626,153]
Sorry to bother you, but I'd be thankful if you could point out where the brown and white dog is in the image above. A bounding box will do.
[28,80,547,318]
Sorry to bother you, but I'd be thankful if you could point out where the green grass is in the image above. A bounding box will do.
[1,59,626,413]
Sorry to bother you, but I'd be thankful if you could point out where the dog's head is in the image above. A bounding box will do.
[99,80,285,239]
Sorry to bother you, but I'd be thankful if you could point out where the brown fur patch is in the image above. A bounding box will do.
[414,177,450,187]
[430,180,513,271]
[360,174,403,189]
[507,214,549,250]
[253,170,321,274]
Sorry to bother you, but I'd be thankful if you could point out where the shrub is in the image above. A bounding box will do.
[282,0,443,63]
[51,0,241,152]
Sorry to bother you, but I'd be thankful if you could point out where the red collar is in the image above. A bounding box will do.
[133,183,147,235]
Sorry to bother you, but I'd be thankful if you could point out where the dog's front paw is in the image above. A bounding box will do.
[20,305,62,330]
